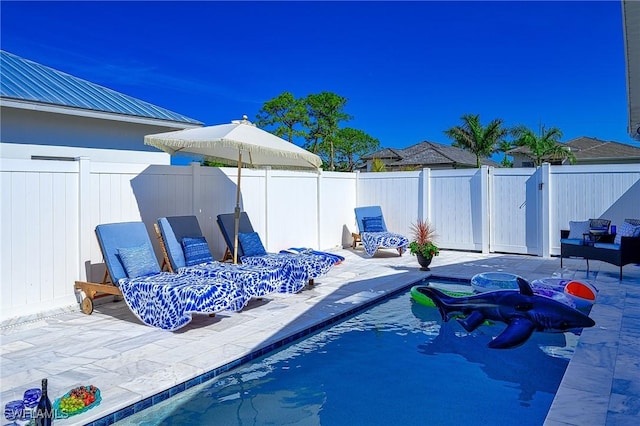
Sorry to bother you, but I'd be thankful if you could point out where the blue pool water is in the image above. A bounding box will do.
[117,278,578,425]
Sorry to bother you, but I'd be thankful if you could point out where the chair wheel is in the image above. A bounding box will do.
[81,297,94,315]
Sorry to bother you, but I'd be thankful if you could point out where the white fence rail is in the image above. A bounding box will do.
[1,158,639,322]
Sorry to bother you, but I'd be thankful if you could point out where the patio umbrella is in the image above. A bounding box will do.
[144,116,322,264]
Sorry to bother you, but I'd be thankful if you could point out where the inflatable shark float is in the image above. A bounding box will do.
[414,277,596,349]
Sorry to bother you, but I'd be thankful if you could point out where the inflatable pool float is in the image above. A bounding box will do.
[410,285,474,307]
[472,273,576,309]
[471,272,520,292]
[532,278,597,310]
[565,280,598,301]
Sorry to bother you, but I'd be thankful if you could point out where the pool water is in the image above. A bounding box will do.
[117,279,578,425]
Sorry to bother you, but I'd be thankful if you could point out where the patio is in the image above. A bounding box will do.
[1,248,638,425]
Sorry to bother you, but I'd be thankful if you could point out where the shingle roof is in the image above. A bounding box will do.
[361,147,402,160]
[0,50,202,125]
[564,136,640,159]
[508,136,640,160]
[364,141,500,168]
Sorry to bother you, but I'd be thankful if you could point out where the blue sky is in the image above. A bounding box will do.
[1,0,636,154]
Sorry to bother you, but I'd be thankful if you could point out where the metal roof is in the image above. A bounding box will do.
[0,50,202,126]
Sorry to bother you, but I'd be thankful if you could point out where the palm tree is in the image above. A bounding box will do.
[511,125,576,166]
[370,158,387,172]
[444,114,508,168]
[498,140,514,168]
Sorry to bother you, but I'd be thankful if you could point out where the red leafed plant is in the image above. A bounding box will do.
[408,219,439,259]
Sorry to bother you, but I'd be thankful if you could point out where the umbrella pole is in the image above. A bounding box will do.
[233,150,242,264]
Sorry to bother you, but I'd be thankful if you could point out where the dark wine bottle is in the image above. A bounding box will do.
[35,378,53,425]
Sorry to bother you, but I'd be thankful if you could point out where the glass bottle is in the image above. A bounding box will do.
[35,378,53,425]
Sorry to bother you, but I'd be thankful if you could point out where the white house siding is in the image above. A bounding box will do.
[0,107,179,164]
[1,161,639,324]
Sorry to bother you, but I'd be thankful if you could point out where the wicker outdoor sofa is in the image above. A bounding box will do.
[560,218,640,279]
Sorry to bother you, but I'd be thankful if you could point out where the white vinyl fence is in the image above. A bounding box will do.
[1,157,639,322]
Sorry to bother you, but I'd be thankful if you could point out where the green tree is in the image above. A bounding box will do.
[255,92,307,142]
[304,92,351,170]
[332,128,380,171]
[443,114,508,168]
[511,125,576,166]
[498,140,514,168]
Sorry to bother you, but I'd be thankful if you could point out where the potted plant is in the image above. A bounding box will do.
[408,219,439,270]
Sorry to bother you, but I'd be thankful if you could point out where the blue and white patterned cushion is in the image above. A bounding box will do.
[238,232,267,256]
[362,216,385,232]
[361,232,409,257]
[117,273,240,331]
[118,245,161,278]
[567,220,590,239]
[182,236,214,266]
[241,252,335,293]
[177,261,281,304]
[614,222,640,245]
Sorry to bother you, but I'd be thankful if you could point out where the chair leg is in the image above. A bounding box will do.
[220,247,232,262]
[560,256,563,268]
[586,258,590,273]
[620,266,623,280]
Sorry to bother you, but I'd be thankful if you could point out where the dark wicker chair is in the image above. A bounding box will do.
[560,218,640,279]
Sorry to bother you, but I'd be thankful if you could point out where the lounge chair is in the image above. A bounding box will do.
[156,216,282,299]
[354,206,409,257]
[216,212,336,291]
[74,222,242,331]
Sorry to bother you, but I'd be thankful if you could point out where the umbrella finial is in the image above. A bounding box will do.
[232,115,255,126]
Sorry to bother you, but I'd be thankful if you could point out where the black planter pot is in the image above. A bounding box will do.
[416,253,432,271]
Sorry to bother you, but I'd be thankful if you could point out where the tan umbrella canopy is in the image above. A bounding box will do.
[145,116,322,263]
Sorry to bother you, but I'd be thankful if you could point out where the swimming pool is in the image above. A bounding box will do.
[115,277,578,425]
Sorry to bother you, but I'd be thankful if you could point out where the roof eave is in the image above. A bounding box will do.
[0,98,203,129]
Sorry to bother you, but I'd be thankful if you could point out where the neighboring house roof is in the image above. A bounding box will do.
[363,141,501,168]
[0,50,202,126]
[363,147,403,160]
[508,136,640,162]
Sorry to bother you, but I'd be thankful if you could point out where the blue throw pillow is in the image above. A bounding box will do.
[118,244,161,278]
[362,216,385,233]
[614,222,640,245]
[182,236,214,266]
[238,232,267,256]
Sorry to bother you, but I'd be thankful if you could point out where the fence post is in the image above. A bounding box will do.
[77,156,91,281]
[264,167,272,251]
[354,170,360,206]
[316,169,323,250]
[480,166,490,254]
[420,168,431,222]
[191,162,201,215]
[540,162,551,258]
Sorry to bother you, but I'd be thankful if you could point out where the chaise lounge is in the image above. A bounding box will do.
[216,212,336,292]
[156,216,284,302]
[75,222,241,330]
[560,218,640,279]
[354,206,409,257]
